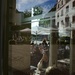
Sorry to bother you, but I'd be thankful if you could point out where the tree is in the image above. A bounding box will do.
[24,10,31,18]
[39,18,50,27]
[33,6,43,16]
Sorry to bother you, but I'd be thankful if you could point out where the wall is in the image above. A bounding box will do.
[9,45,30,72]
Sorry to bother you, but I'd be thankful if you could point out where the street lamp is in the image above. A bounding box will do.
[31,30,42,44]
[31,31,37,44]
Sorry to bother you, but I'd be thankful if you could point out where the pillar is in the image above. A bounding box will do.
[70,30,75,75]
[49,29,58,66]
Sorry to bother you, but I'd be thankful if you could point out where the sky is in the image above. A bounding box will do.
[16,0,57,12]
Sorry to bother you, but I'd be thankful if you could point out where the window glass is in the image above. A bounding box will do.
[72,15,75,23]
[65,17,69,27]
[66,6,69,13]
[61,10,63,16]
[61,20,64,25]
[7,0,71,75]
[57,22,59,27]
[73,1,75,7]
[57,13,59,17]
[61,0,63,5]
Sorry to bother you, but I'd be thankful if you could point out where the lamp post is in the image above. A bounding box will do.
[70,27,72,75]
[36,31,37,44]
[69,22,75,75]
[65,22,75,75]
[31,30,38,44]
[32,30,41,44]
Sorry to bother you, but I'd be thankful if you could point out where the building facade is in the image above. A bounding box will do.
[56,0,75,74]
[56,0,75,37]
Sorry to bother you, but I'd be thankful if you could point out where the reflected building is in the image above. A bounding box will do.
[56,0,75,74]
[56,0,75,37]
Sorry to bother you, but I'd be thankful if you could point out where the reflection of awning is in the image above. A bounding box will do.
[31,27,50,35]
[31,27,58,35]
[31,30,50,35]
[20,28,31,33]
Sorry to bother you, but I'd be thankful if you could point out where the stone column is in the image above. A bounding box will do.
[49,29,58,66]
[70,30,75,75]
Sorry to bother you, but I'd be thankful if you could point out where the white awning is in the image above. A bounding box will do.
[20,28,31,32]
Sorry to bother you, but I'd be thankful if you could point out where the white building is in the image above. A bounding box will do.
[56,0,75,37]
[31,6,56,44]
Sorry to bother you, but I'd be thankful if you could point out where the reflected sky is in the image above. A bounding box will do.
[16,0,57,13]
[16,0,57,32]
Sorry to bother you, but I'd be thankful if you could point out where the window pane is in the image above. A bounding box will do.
[73,1,75,7]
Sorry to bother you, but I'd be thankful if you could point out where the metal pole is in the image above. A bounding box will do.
[36,31,37,44]
[70,28,72,75]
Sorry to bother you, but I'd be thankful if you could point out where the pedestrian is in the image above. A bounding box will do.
[37,51,49,70]
[42,38,48,47]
